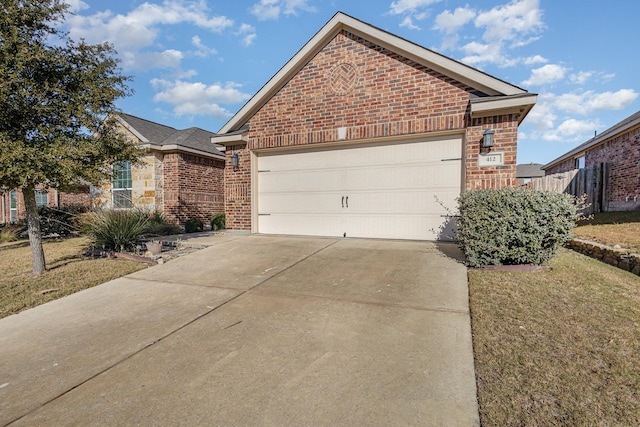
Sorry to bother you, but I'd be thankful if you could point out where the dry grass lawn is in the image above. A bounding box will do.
[573,211,640,251]
[0,237,147,319]
[469,248,640,426]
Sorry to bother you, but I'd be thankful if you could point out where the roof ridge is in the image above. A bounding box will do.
[118,112,177,132]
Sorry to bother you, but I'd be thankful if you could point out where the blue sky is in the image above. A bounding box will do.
[62,0,640,165]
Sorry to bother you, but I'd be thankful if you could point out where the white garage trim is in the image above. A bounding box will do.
[253,134,463,241]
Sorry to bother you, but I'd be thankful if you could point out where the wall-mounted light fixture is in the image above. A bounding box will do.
[231,153,239,171]
[482,128,494,149]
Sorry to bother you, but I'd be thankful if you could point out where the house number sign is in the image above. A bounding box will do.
[478,152,504,167]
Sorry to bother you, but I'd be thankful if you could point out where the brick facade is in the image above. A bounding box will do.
[1,187,91,224]
[163,152,225,224]
[546,122,640,211]
[224,29,525,230]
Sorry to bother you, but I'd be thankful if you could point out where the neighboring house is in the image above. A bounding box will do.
[213,12,537,240]
[1,113,226,226]
[543,110,640,211]
[94,113,225,225]
[0,186,90,224]
[516,163,545,186]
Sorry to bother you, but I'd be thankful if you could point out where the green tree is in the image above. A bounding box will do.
[0,0,142,273]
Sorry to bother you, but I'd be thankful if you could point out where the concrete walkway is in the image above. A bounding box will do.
[0,235,479,426]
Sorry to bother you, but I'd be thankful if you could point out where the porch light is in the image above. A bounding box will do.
[231,153,239,171]
[482,128,494,148]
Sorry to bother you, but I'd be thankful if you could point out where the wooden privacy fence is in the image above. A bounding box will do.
[530,163,609,215]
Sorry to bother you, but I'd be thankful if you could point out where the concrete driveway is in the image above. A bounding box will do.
[0,235,479,426]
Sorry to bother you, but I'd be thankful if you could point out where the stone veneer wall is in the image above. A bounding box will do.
[224,30,521,230]
[566,238,640,276]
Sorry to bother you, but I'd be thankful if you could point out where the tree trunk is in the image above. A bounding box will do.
[23,187,46,273]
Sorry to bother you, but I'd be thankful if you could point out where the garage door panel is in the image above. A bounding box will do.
[347,190,459,214]
[260,192,343,213]
[257,136,462,240]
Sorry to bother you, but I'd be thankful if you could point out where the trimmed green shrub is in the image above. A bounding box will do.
[456,187,583,267]
[184,218,203,233]
[80,209,150,252]
[210,213,225,231]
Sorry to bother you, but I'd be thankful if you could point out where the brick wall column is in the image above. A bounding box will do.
[465,114,519,190]
[224,144,251,231]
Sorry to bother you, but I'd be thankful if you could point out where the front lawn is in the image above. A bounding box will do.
[0,237,147,319]
[573,211,640,251]
[469,248,640,425]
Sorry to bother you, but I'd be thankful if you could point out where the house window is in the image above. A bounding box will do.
[575,156,585,169]
[112,161,133,209]
[9,190,17,223]
[35,190,48,208]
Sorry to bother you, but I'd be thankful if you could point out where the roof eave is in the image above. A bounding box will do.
[114,114,149,143]
[141,143,225,160]
[470,94,537,124]
[218,12,528,134]
[210,132,249,146]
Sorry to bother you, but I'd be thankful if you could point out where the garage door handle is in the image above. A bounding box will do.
[345,196,349,208]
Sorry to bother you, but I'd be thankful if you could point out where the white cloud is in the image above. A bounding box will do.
[522,64,567,86]
[523,54,547,65]
[543,118,602,142]
[522,89,639,143]
[65,1,234,71]
[192,36,218,58]
[461,41,518,67]
[553,89,638,115]
[121,49,184,71]
[250,0,316,21]
[151,79,252,119]
[601,73,616,83]
[64,0,89,12]
[400,16,420,30]
[475,0,544,43]
[437,0,544,67]
[524,95,557,132]
[390,0,441,15]
[569,71,594,85]
[433,6,476,34]
[237,23,257,47]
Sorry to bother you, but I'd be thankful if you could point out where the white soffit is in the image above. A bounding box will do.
[470,94,537,120]
[218,12,528,134]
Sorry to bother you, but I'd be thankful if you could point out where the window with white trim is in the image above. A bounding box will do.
[112,161,133,209]
[9,190,17,223]
[575,156,585,169]
[35,189,48,208]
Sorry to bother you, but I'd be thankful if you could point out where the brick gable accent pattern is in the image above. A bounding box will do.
[248,31,472,151]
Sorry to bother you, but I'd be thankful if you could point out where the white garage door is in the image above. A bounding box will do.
[257,135,462,240]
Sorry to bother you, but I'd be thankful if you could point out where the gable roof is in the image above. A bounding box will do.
[543,110,640,170]
[116,113,224,159]
[218,11,536,134]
